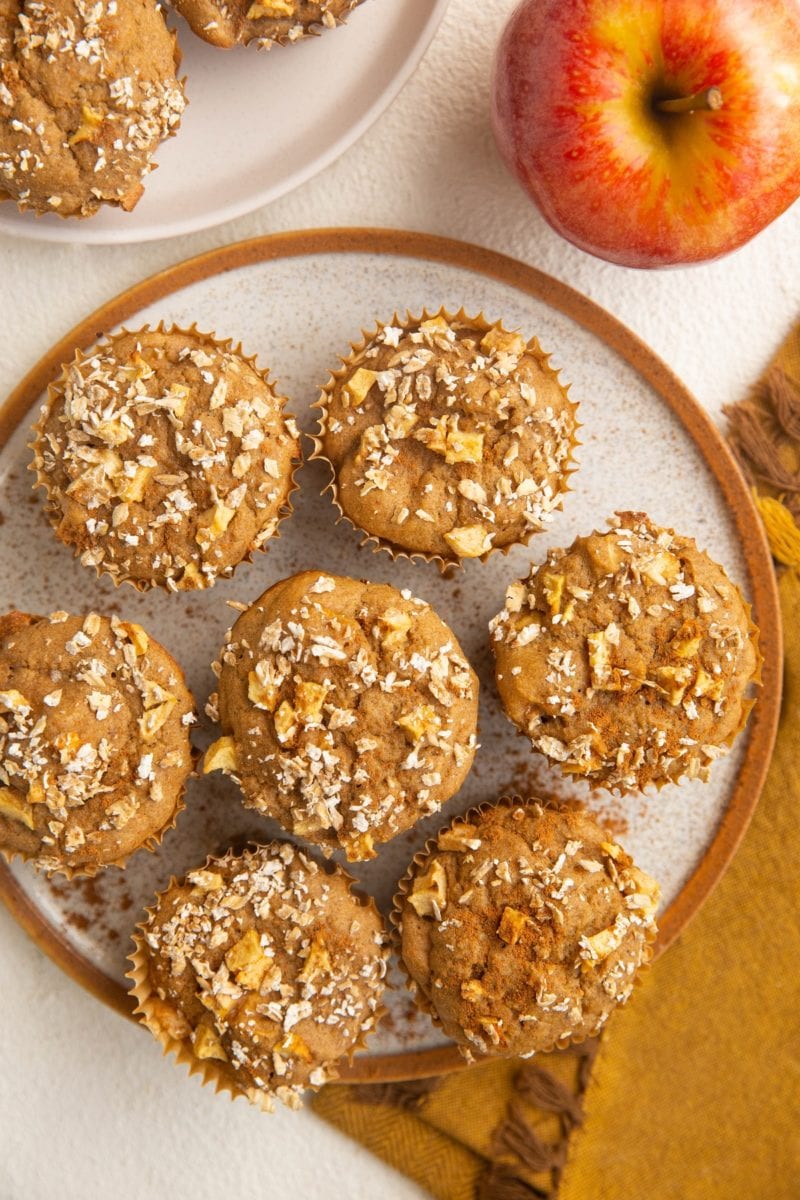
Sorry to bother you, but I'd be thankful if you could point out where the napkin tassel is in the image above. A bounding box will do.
[515,1060,586,1129]
[352,1077,441,1111]
[726,367,800,515]
[490,1100,564,1173]
[478,1162,550,1199]
[769,364,800,441]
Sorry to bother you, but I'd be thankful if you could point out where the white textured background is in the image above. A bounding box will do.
[1,2,799,1198]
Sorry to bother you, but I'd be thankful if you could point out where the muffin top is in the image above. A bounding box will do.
[0,0,185,218]
[170,0,363,48]
[206,571,479,860]
[491,513,760,791]
[397,800,659,1058]
[134,842,388,1110]
[0,610,195,875]
[315,312,578,565]
[33,328,300,591]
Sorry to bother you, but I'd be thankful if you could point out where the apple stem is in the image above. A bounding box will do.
[656,86,723,115]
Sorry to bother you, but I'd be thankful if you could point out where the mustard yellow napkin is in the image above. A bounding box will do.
[314,1046,597,1198]
[314,327,800,1198]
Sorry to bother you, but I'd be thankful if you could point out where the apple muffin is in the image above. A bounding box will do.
[0,610,195,876]
[313,310,579,567]
[490,513,761,792]
[32,327,300,592]
[395,799,659,1059]
[0,0,186,219]
[204,570,479,861]
[170,0,364,49]
[129,841,388,1111]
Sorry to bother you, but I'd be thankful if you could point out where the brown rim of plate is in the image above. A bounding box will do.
[0,227,782,1085]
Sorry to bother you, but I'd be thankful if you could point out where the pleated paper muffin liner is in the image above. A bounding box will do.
[0,631,198,880]
[29,322,302,594]
[309,307,581,574]
[390,794,658,1061]
[127,841,389,1111]
[491,517,764,797]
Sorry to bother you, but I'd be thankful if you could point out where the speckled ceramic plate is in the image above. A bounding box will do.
[0,229,781,1084]
[0,1,448,245]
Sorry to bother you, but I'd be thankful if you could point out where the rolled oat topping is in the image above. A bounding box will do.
[0,609,195,874]
[397,800,659,1059]
[133,842,388,1110]
[0,0,186,218]
[491,513,760,791]
[314,311,578,565]
[33,328,300,591]
[205,571,479,860]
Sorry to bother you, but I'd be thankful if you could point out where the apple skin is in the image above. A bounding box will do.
[492,0,800,268]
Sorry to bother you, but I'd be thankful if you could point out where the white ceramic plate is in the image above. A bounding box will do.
[0,231,779,1082]
[0,1,448,245]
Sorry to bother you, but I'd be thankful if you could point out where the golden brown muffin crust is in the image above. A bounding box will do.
[33,328,300,591]
[0,610,195,874]
[0,0,186,218]
[134,842,388,1110]
[171,0,363,48]
[397,800,659,1059]
[206,570,479,860]
[491,513,760,792]
[315,312,578,565]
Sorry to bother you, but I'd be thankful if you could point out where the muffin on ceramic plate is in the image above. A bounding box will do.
[312,309,579,568]
[204,570,479,861]
[0,0,186,218]
[0,610,195,876]
[394,798,659,1060]
[490,512,761,792]
[171,0,364,48]
[129,841,388,1111]
[32,326,300,591]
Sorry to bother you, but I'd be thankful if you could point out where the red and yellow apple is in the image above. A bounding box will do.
[492,0,800,267]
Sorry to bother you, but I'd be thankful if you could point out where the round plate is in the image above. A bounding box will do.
[0,229,781,1084]
[0,1,448,245]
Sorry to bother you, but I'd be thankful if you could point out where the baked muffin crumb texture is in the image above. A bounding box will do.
[314,310,579,567]
[396,800,659,1059]
[0,609,195,875]
[33,326,300,591]
[171,0,363,49]
[131,842,388,1110]
[491,512,760,791]
[0,0,186,218]
[206,570,479,860]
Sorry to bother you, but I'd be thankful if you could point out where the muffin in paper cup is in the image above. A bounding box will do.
[310,307,580,572]
[170,0,366,50]
[203,569,479,862]
[490,511,762,794]
[0,610,196,879]
[127,841,389,1111]
[391,796,659,1061]
[31,323,301,593]
[0,0,186,219]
